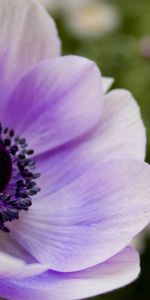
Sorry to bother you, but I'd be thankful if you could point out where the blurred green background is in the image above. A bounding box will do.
[47,0,150,299]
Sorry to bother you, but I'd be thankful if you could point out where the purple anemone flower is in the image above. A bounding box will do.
[0,1,150,299]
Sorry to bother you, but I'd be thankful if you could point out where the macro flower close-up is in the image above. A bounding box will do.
[0,0,150,300]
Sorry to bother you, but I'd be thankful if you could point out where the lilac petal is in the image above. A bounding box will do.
[0,247,140,300]
[8,159,150,272]
[77,88,146,164]
[4,56,103,154]
[0,232,50,280]
[97,89,146,161]
[0,251,49,280]
[35,88,146,196]
[0,222,50,280]
[0,0,60,117]
[102,77,114,93]
[0,231,35,263]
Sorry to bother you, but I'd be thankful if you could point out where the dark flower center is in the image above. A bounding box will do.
[0,123,41,233]
[0,142,12,192]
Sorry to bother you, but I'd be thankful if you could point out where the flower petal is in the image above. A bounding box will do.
[75,88,145,164]
[0,251,49,280]
[35,88,146,196]
[8,159,150,272]
[4,56,103,154]
[0,232,50,280]
[102,77,114,93]
[0,0,60,115]
[97,89,146,161]
[0,247,140,300]
[0,231,35,263]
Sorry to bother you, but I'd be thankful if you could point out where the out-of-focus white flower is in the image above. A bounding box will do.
[67,1,120,38]
[39,0,120,38]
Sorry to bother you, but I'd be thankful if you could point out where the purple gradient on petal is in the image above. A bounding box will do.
[0,247,140,300]
[0,2,148,298]
[3,56,103,157]
[8,159,150,272]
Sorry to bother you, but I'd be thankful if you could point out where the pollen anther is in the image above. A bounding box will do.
[0,122,41,232]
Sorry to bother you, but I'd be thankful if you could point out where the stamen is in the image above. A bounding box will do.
[0,122,41,232]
